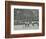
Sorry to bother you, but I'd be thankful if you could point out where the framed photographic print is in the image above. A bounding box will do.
[5,1,45,38]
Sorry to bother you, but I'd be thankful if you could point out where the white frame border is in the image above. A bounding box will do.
[11,5,42,34]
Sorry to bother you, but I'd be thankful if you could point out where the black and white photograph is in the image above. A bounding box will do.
[14,9,39,30]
